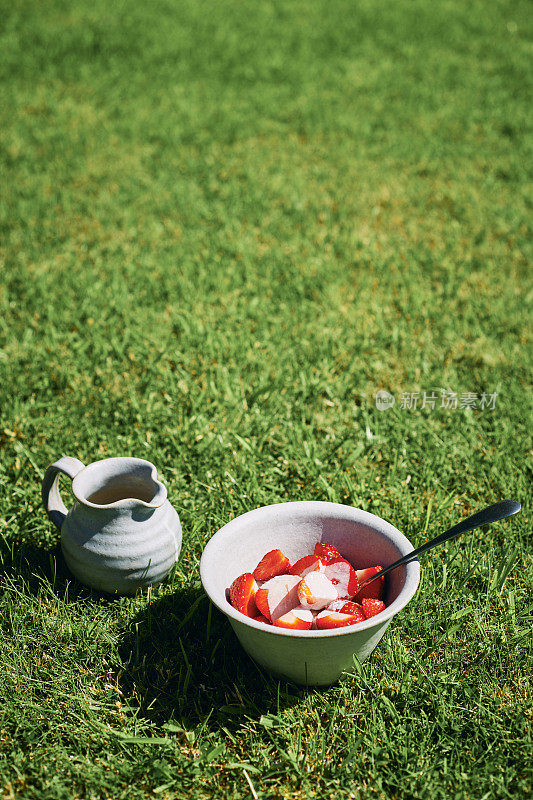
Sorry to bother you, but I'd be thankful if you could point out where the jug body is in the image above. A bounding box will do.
[42,457,181,594]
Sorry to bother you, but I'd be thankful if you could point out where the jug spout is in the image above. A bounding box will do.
[72,457,167,510]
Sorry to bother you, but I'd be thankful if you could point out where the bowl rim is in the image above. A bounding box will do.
[200,500,420,639]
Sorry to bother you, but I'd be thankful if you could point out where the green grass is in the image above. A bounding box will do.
[0,0,532,797]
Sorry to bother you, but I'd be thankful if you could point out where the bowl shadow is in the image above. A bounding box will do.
[117,587,310,730]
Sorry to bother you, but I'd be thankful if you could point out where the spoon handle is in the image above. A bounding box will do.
[359,500,522,589]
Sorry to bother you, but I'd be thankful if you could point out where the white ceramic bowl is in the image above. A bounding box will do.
[200,501,420,685]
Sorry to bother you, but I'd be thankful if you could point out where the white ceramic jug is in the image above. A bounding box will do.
[42,456,182,594]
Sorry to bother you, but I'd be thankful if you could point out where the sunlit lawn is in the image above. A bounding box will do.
[0,1,531,797]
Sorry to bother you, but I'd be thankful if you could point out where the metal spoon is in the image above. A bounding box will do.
[358,500,522,590]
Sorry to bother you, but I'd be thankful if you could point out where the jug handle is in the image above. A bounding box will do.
[42,457,85,529]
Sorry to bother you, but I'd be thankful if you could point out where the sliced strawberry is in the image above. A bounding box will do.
[326,600,365,622]
[254,574,301,622]
[324,559,358,600]
[316,609,364,629]
[253,614,271,624]
[362,598,386,619]
[254,588,270,618]
[229,573,259,618]
[273,607,313,630]
[253,549,291,581]
[354,566,384,602]
[297,572,338,610]
[289,554,325,578]
[314,542,343,564]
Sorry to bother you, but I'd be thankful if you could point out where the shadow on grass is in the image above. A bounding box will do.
[118,587,307,731]
[0,536,127,604]
[0,536,65,590]
[0,537,309,727]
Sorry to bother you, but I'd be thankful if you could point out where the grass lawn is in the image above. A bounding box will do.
[0,0,531,797]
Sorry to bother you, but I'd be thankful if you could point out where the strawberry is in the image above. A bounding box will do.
[326,600,365,622]
[316,609,364,629]
[289,554,325,577]
[273,607,313,630]
[254,587,270,618]
[229,573,259,618]
[353,566,384,602]
[297,572,338,610]
[253,549,291,581]
[324,559,358,599]
[253,614,270,624]
[314,542,343,564]
[254,574,301,622]
[362,598,386,619]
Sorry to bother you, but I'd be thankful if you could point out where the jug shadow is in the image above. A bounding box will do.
[117,588,308,731]
[0,535,130,605]
[0,535,64,590]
